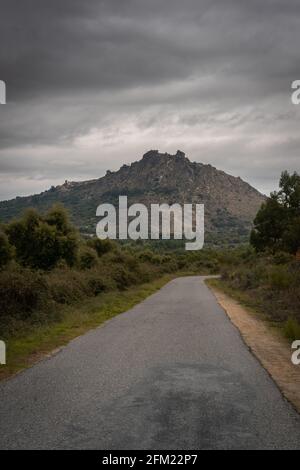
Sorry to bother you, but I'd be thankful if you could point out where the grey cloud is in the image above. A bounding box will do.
[0,0,300,199]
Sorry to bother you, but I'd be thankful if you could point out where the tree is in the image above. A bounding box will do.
[250,171,300,254]
[250,196,287,252]
[6,205,79,269]
[282,217,300,254]
[277,171,300,214]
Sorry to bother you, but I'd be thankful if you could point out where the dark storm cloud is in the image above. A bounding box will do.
[1,0,300,100]
[0,0,300,198]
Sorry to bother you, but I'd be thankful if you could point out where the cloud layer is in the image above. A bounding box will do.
[0,0,300,199]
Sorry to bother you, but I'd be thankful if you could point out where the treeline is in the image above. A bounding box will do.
[0,205,220,338]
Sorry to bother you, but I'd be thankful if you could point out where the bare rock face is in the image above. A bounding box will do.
[0,150,266,244]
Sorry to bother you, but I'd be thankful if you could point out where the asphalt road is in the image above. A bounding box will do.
[0,276,300,450]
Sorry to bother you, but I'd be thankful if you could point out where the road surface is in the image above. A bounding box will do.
[0,276,300,450]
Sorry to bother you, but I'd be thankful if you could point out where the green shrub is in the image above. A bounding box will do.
[272,251,293,265]
[197,258,219,273]
[47,269,91,304]
[112,265,138,290]
[87,274,112,295]
[268,265,293,290]
[6,205,79,269]
[226,263,266,290]
[79,246,98,269]
[283,317,300,341]
[103,249,139,271]
[0,231,14,268]
[138,250,156,263]
[87,238,115,257]
[0,267,52,320]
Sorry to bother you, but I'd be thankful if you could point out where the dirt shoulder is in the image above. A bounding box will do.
[207,281,300,414]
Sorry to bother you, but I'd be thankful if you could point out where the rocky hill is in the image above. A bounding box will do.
[0,150,266,245]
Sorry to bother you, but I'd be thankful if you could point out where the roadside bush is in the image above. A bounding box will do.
[272,251,293,265]
[111,265,139,290]
[6,205,79,269]
[46,269,92,304]
[268,265,294,291]
[79,246,98,269]
[283,317,300,341]
[87,238,115,257]
[220,249,300,326]
[87,273,113,295]
[138,250,156,263]
[226,263,265,290]
[197,258,219,273]
[0,266,53,320]
[0,230,14,269]
[103,249,139,271]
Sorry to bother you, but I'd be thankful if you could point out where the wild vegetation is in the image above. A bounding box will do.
[217,171,300,340]
[0,204,220,339]
[250,171,300,254]
[0,169,299,375]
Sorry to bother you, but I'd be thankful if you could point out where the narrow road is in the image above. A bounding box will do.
[0,276,300,450]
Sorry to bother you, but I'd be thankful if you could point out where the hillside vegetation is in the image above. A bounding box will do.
[0,150,265,245]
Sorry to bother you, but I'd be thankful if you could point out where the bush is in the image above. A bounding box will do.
[0,267,52,321]
[46,267,114,304]
[138,250,155,263]
[272,251,293,265]
[283,317,300,341]
[87,238,115,257]
[197,258,219,273]
[6,205,79,270]
[47,269,90,304]
[0,231,14,268]
[268,266,293,290]
[79,246,98,269]
[224,263,266,290]
[87,274,111,295]
[111,265,139,290]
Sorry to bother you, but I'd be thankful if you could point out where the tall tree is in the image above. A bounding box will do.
[251,171,300,254]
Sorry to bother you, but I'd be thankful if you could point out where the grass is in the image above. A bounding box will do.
[0,274,176,382]
[206,277,300,341]
[206,277,264,313]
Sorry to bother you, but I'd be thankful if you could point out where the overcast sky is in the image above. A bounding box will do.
[0,0,300,200]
